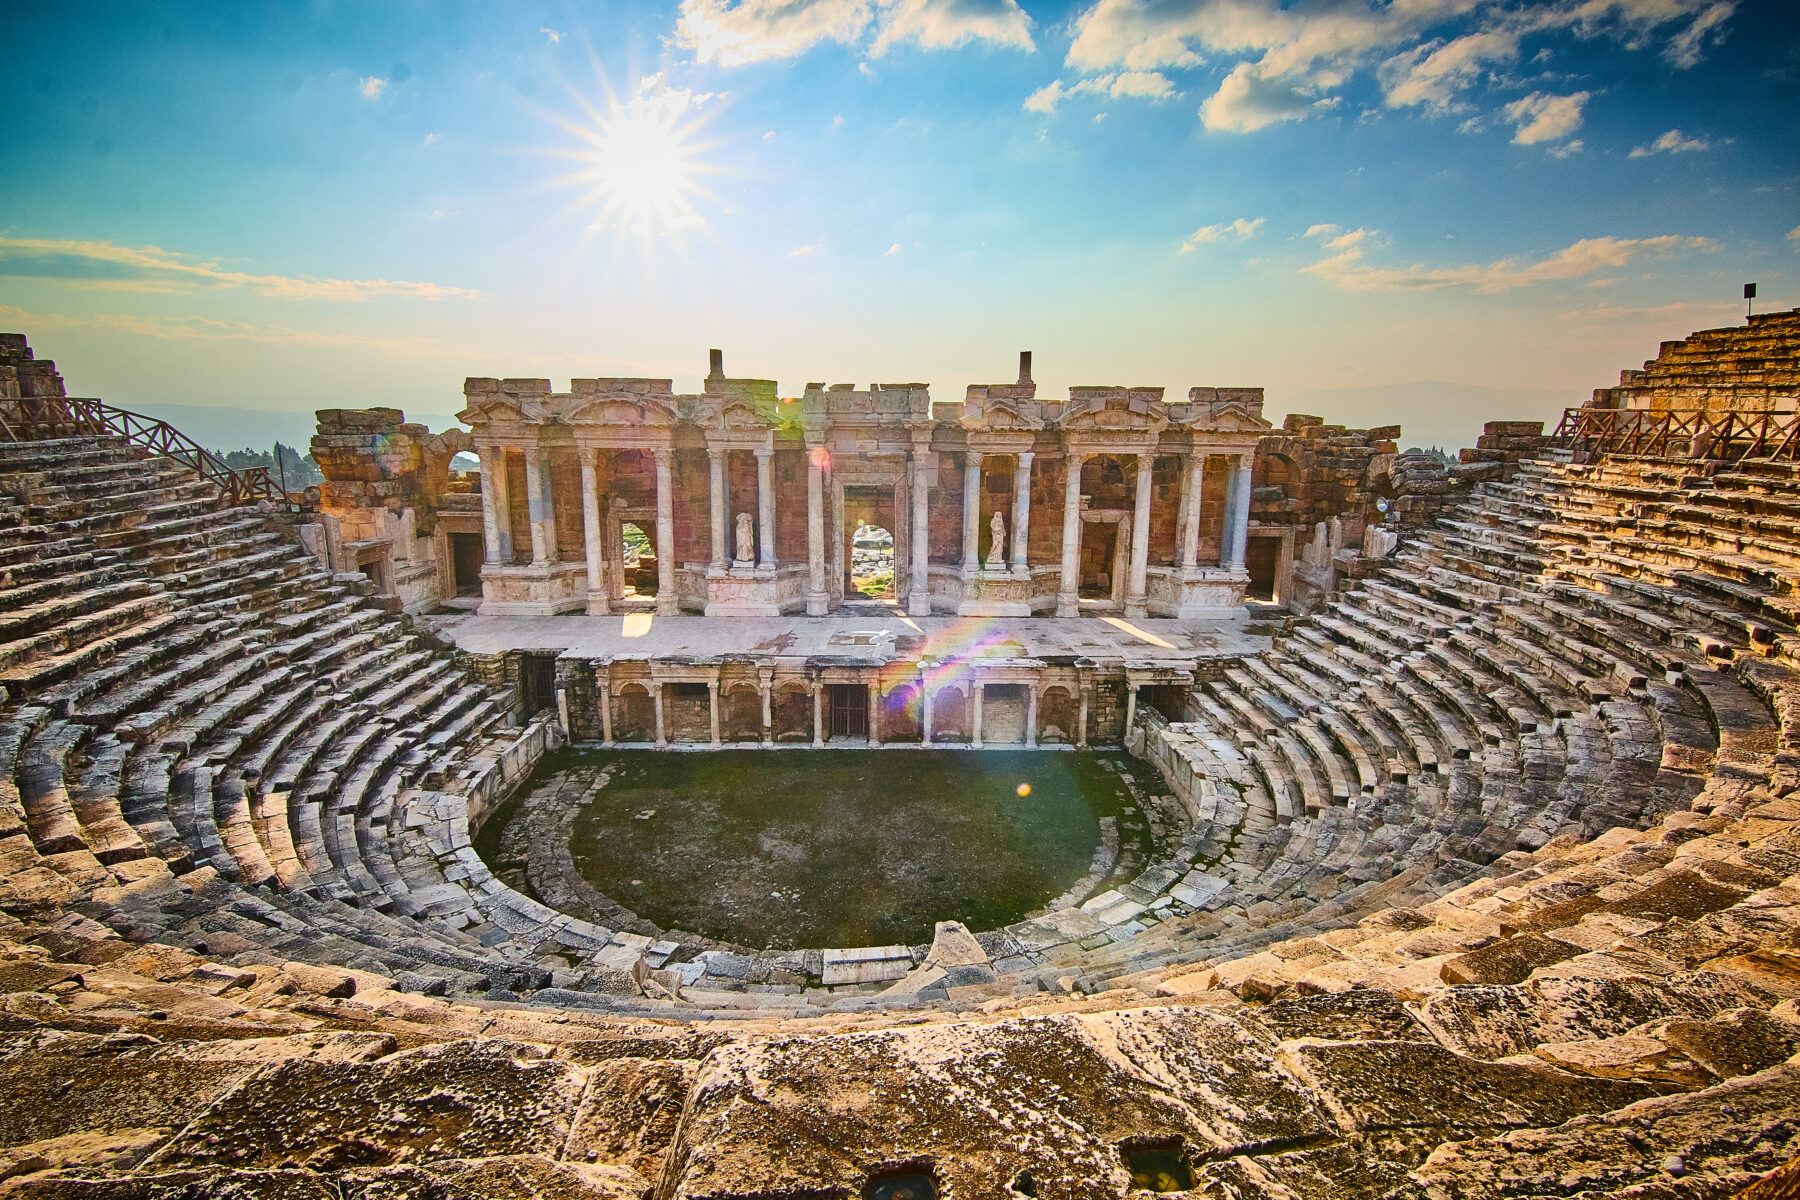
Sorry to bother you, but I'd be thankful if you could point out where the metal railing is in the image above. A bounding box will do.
[0,394,286,507]
[1555,405,1800,462]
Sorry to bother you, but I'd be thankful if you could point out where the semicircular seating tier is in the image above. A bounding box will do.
[4,326,1800,1195]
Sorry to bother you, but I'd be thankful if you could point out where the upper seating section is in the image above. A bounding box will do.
[1591,306,1799,414]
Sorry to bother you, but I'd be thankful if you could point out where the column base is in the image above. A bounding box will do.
[1055,593,1078,618]
[586,588,611,616]
[656,596,678,616]
[1124,596,1149,619]
[907,595,932,617]
[806,592,829,616]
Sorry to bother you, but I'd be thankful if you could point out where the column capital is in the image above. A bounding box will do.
[707,445,727,462]
[753,446,773,459]
[652,446,675,465]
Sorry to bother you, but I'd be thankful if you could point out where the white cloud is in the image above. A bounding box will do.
[358,76,387,100]
[859,60,876,75]
[1200,60,1330,132]
[1303,222,1342,239]
[1379,30,1518,113]
[870,0,1034,56]
[0,304,463,355]
[423,132,442,146]
[676,0,1032,65]
[791,243,819,257]
[763,130,777,140]
[1054,0,1732,136]
[1024,69,1173,112]
[1301,228,1714,291]
[1502,90,1589,145]
[0,236,478,301]
[886,243,903,255]
[1788,225,1800,243]
[1179,216,1264,253]
[540,27,564,42]
[1628,127,1710,157]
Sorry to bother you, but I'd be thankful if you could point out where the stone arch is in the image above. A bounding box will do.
[772,681,813,743]
[613,683,654,742]
[1038,685,1077,744]
[722,682,762,742]
[880,681,923,743]
[930,683,968,744]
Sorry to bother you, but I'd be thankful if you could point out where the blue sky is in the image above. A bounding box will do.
[2,0,1796,450]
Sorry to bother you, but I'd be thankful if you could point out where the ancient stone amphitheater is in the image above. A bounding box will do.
[3,316,1800,1199]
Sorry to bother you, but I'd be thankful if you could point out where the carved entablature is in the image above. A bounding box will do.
[962,385,1045,434]
[1056,387,1169,435]
[1176,387,1272,434]
[460,378,554,430]
[800,383,932,427]
[696,378,781,434]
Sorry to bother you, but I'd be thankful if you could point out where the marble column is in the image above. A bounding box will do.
[479,446,506,564]
[971,683,984,749]
[652,683,667,748]
[708,680,721,748]
[1011,451,1033,574]
[523,447,551,565]
[1126,451,1154,617]
[1228,453,1254,570]
[755,448,777,569]
[961,453,982,573]
[707,448,728,570]
[599,680,613,745]
[1077,686,1089,748]
[1026,684,1039,748]
[1056,453,1086,617]
[1179,454,1205,573]
[1124,684,1138,734]
[909,450,931,616]
[867,684,881,746]
[760,681,773,748]
[806,447,827,615]
[581,450,608,615]
[922,684,935,745]
[653,448,676,615]
[811,681,824,748]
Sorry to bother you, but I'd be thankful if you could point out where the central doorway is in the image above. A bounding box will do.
[842,487,897,602]
[827,684,869,740]
[620,520,657,599]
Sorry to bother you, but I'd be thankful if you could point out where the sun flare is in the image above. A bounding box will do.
[551,78,719,243]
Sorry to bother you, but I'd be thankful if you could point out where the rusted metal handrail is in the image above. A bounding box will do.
[1555,405,1800,462]
[0,395,285,507]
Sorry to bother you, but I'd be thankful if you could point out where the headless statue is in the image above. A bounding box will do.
[987,510,1007,568]
[734,511,754,564]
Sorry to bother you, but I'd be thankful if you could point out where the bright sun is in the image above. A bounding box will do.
[549,79,718,243]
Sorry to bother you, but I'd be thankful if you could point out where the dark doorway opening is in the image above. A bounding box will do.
[1080,521,1119,599]
[449,532,484,596]
[519,653,558,716]
[1139,684,1190,722]
[1247,535,1279,602]
[828,684,869,740]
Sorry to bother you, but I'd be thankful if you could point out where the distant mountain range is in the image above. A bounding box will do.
[116,402,464,457]
[1272,381,1581,455]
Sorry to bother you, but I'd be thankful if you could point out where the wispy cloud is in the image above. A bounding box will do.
[1301,227,1715,292]
[0,304,462,355]
[677,0,1033,66]
[1628,128,1710,157]
[790,243,819,257]
[1179,216,1263,253]
[1788,225,1800,244]
[1024,69,1172,112]
[1502,90,1589,146]
[0,237,478,301]
[885,243,903,256]
[540,27,564,42]
[358,76,388,101]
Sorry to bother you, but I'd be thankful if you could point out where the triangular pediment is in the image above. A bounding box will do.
[1058,388,1169,432]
